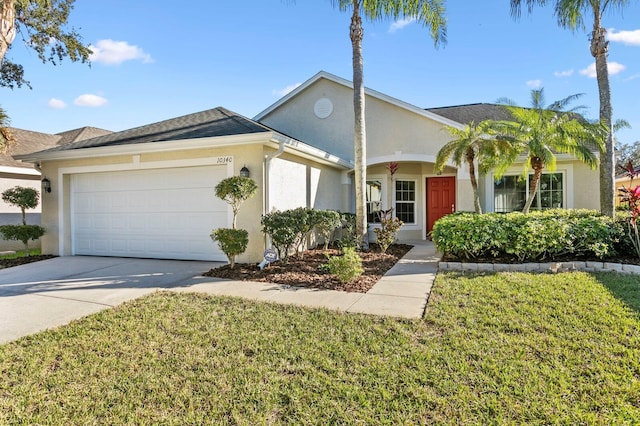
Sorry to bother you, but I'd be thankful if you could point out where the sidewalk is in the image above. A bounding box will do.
[179,240,439,319]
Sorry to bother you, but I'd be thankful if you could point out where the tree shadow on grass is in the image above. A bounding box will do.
[594,272,640,315]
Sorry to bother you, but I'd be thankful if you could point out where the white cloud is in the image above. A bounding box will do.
[608,28,640,46]
[526,79,542,88]
[579,61,626,78]
[554,69,574,78]
[89,39,153,65]
[272,82,302,97]
[74,94,108,107]
[47,98,66,109]
[389,17,416,33]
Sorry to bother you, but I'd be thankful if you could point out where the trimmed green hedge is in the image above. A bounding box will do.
[432,209,625,261]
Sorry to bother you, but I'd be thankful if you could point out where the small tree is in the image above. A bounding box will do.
[315,210,342,251]
[211,176,257,268]
[0,186,44,255]
[214,176,258,229]
[2,186,38,225]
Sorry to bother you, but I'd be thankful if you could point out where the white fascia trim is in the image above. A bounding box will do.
[0,165,40,176]
[271,133,353,169]
[254,71,464,130]
[15,132,273,163]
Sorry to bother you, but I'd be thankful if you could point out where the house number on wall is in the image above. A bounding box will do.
[215,156,233,164]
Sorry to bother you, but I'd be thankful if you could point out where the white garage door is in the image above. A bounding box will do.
[71,165,229,261]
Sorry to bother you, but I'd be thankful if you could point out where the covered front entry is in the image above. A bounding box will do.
[426,176,456,233]
[71,165,229,261]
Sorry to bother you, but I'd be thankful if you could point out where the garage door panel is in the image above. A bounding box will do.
[72,166,229,261]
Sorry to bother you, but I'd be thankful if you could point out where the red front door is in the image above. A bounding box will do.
[426,177,456,233]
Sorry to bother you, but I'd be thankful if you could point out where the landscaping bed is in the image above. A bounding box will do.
[204,244,413,293]
[0,254,55,269]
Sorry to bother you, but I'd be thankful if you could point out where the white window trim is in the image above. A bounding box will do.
[393,178,418,225]
[485,165,573,212]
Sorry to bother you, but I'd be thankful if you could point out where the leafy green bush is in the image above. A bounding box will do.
[432,209,622,261]
[0,225,45,255]
[261,210,301,263]
[372,209,403,253]
[337,212,359,250]
[2,186,39,225]
[210,228,249,268]
[314,210,342,250]
[326,247,364,283]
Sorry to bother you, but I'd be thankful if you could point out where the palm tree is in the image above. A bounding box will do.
[0,106,13,152]
[510,0,631,217]
[330,0,446,248]
[495,88,605,213]
[434,121,518,214]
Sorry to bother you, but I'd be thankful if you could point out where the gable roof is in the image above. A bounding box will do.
[34,107,271,155]
[254,70,463,129]
[425,103,513,124]
[56,127,112,145]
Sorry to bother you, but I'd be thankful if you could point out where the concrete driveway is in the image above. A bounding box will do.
[0,256,222,344]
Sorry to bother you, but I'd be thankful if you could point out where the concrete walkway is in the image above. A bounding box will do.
[1,241,439,343]
[180,240,439,319]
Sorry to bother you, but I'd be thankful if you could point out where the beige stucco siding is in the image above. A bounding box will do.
[260,79,452,163]
[37,141,346,262]
[572,162,600,210]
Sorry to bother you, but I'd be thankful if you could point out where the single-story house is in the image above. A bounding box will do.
[15,71,601,262]
[0,126,110,250]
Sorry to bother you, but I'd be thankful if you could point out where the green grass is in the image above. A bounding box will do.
[1,272,639,424]
[0,248,40,259]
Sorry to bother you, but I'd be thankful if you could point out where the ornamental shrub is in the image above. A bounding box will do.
[314,210,342,250]
[210,228,248,268]
[0,224,45,255]
[373,209,403,253]
[261,210,300,263]
[2,186,39,225]
[327,247,364,283]
[337,212,358,250]
[432,209,621,262]
[214,176,258,229]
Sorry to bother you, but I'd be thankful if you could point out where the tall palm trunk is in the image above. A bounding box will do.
[350,0,368,250]
[591,12,615,217]
[0,1,16,63]
[466,150,482,214]
[522,157,544,213]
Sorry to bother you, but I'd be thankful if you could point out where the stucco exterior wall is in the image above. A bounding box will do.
[259,79,452,163]
[37,141,346,263]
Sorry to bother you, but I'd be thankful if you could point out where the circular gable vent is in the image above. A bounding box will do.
[314,98,333,119]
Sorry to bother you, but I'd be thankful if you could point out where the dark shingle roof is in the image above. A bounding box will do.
[426,103,513,125]
[40,107,271,154]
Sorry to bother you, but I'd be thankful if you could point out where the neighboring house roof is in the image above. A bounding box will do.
[0,128,60,171]
[426,103,513,124]
[56,127,112,146]
[1,126,112,173]
[35,107,272,154]
[254,70,463,129]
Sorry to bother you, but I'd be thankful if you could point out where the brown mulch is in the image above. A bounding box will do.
[0,255,56,269]
[203,244,413,293]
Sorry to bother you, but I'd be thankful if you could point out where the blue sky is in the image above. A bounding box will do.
[2,0,640,145]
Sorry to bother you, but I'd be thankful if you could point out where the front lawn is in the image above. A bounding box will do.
[1,272,639,423]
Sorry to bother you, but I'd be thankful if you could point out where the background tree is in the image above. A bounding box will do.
[330,0,446,249]
[494,88,605,213]
[0,0,90,89]
[435,121,518,214]
[0,185,44,255]
[617,141,640,173]
[510,0,632,217]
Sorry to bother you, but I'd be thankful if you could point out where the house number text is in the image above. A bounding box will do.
[216,156,233,164]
